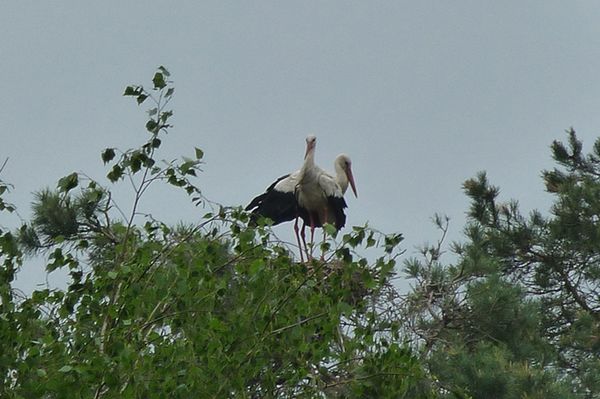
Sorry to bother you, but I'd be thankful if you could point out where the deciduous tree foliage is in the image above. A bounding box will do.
[0,68,427,398]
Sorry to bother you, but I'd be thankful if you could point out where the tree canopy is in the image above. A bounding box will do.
[1,68,599,398]
[402,128,600,397]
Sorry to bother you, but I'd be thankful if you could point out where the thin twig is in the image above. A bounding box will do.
[0,157,8,174]
[268,312,327,336]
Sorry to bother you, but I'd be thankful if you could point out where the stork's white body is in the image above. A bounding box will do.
[296,158,343,227]
[296,140,356,229]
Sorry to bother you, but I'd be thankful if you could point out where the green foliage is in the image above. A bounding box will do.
[0,161,15,214]
[10,67,600,399]
[430,343,574,399]
[0,168,23,397]
[18,185,108,254]
[402,129,600,397]
[4,213,423,397]
[0,68,429,398]
[464,276,545,359]
[117,66,201,203]
[10,68,600,398]
[57,172,79,193]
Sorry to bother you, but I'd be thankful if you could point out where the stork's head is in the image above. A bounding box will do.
[335,154,358,198]
[305,135,317,159]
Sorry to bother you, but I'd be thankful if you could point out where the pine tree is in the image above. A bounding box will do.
[402,129,600,397]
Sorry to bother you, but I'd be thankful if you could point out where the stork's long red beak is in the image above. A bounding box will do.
[304,137,316,159]
[346,165,358,198]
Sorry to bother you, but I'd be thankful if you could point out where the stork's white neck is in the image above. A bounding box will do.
[300,143,316,176]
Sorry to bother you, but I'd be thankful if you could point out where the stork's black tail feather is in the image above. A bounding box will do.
[327,196,347,230]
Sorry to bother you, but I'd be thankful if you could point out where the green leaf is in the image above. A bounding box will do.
[146,119,158,133]
[137,94,148,105]
[123,86,138,96]
[153,72,167,89]
[58,173,78,193]
[384,233,404,253]
[101,148,116,164]
[107,164,124,182]
[160,110,173,123]
[366,234,376,248]
[195,147,204,160]
[324,223,337,237]
[143,157,155,168]
[158,65,170,77]
[168,176,186,187]
[108,271,118,279]
[179,160,197,175]
[58,365,73,373]
[209,317,227,332]
[129,151,143,173]
[249,259,262,276]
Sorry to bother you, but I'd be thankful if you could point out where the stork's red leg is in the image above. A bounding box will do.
[294,216,305,263]
[300,220,310,261]
[308,213,316,260]
[320,208,329,261]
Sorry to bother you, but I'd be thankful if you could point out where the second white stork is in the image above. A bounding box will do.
[296,139,358,258]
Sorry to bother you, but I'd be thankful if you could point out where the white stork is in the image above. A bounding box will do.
[296,139,357,258]
[299,153,357,228]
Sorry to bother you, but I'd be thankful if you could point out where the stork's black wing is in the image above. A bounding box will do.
[246,174,299,225]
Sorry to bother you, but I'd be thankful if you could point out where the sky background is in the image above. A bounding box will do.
[2,2,600,294]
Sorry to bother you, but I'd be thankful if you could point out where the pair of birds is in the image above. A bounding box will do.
[246,135,357,261]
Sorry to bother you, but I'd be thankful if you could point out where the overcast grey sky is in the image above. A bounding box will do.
[3,2,600,294]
